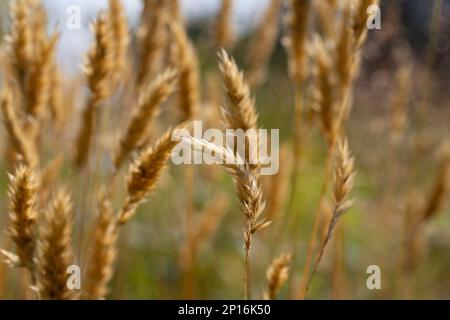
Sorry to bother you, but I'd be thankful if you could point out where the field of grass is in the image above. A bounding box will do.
[0,0,448,300]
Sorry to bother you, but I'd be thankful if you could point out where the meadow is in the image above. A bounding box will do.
[0,0,448,299]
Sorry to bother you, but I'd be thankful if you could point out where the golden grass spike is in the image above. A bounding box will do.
[313,36,336,146]
[83,191,117,300]
[263,253,291,300]
[179,136,270,300]
[108,0,129,87]
[314,0,338,39]
[284,0,312,85]
[114,69,178,170]
[217,49,260,169]
[305,139,355,294]
[137,0,167,87]
[7,0,33,90]
[168,0,182,22]
[0,90,39,167]
[84,11,114,104]
[332,139,356,214]
[336,3,354,92]
[118,127,179,225]
[74,11,114,168]
[5,165,38,272]
[37,189,75,300]
[40,155,64,199]
[26,31,59,119]
[30,1,48,55]
[218,49,258,132]
[170,22,200,121]
[215,0,235,49]
[246,0,283,87]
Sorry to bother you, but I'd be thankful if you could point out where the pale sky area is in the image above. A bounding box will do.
[40,0,271,72]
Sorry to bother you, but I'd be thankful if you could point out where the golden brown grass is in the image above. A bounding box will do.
[180,136,271,299]
[284,0,311,85]
[218,49,258,133]
[74,11,114,168]
[118,127,180,225]
[305,139,355,294]
[0,0,448,301]
[246,0,283,87]
[137,0,167,88]
[0,90,39,167]
[218,49,260,171]
[6,0,33,92]
[83,191,117,299]
[114,69,178,170]
[108,0,129,88]
[214,0,235,50]
[3,165,38,275]
[264,253,291,300]
[25,26,59,122]
[170,22,200,121]
[37,189,74,300]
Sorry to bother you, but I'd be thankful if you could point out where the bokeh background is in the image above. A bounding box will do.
[0,0,449,299]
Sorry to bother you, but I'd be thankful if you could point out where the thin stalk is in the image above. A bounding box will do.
[304,210,337,295]
[296,142,335,299]
[277,84,305,243]
[182,165,195,299]
[244,242,251,300]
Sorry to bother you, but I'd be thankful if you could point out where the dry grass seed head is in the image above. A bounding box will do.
[5,165,38,270]
[114,69,178,169]
[74,11,115,168]
[264,253,292,300]
[0,90,39,167]
[38,189,74,300]
[137,0,168,87]
[246,0,283,87]
[218,49,258,132]
[215,0,235,49]
[335,3,354,90]
[333,139,355,216]
[108,0,130,87]
[312,37,336,146]
[83,192,117,300]
[118,127,181,225]
[170,22,200,121]
[217,49,261,169]
[84,11,114,104]
[7,0,33,89]
[179,136,270,249]
[284,0,312,84]
[26,31,59,120]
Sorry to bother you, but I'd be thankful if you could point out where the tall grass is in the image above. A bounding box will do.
[0,0,448,300]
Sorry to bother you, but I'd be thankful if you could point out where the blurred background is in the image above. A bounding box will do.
[0,0,449,299]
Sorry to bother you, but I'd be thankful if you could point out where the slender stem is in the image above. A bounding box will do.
[297,143,335,299]
[276,83,304,244]
[304,218,335,294]
[182,165,195,299]
[244,242,251,300]
[288,85,304,211]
